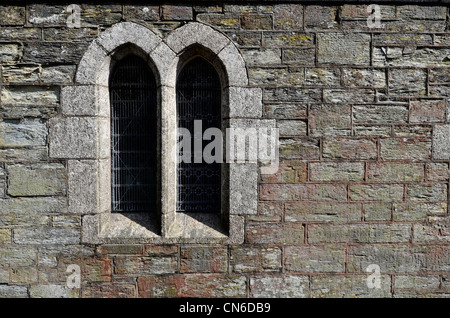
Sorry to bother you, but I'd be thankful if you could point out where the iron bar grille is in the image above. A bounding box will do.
[110,55,157,212]
[176,57,221,213]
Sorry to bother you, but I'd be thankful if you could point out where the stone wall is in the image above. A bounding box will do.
[0,2,450,298]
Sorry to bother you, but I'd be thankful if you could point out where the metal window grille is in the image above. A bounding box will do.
[110,55,157,212]
[176,57,221,213]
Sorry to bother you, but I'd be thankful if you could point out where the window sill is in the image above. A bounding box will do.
[82,212,243,244]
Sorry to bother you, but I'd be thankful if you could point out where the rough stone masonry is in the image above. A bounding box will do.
[0,1,450,298]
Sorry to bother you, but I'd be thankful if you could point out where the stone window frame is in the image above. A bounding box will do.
[48,22,274,244]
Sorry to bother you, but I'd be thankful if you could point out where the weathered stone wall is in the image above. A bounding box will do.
[0,2,450,298]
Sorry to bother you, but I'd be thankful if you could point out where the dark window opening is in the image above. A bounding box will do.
[110,55,157,212]
[176,57,222,213]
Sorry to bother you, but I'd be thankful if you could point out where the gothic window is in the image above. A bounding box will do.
[109,55,158,213]
[176,57,222,214]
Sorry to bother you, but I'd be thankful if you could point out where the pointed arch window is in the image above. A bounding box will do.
[176,57,222,213]
[109,55,158,212]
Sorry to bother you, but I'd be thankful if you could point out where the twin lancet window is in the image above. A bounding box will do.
[109,55,222,215]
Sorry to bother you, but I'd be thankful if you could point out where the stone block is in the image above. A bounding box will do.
[394,275,441,295]
[196,14,240,29]
[0,197,66,214]
[0,246,37,266]
[230,247,281,272]
[260,183,347,201]
[227,87,262,118]
[410,99,446,123]
[0,119,47,147]
[124,5,160,21]
[285,202,361,223]
[311,275,392,298]
[407,183,447,202]
[49,117,107,159]
[181,246,228,273]
[426,163,449,181]
[389,69,426,96]
[323,138,378,160]
[75,41,108,85]
[256,202,283,221]
[309,104,351,137]
[249,67,305,86]
[429,68,450,84]
[305,68,340,86]
[397,5,447,20]
[353,126,391,138]
[23,42,88,65]
[304,6,338,29]
[282,47,316,65]
[114,256,177,275]
[139,274,246,298]
[0,229,11,244]
[13,227,80,244]
[373,33,433,46]
[285,245,346,272]
[264,87,321,103]
[229,163,258,215]
[11,267,38,284]
[308,223,411,243]
[352,105,408,124]
[7,163,66,196]
[340,4,396,20]
[61,85,108,116]
[279,138,320,160]
[240,14,272,30]
[367,163,424,182]
[0,213,50,227]
[242,48,281,65]
[317,33,370,65]
[364,203,392,221]
[373,47,450,67]
[217,42,248,86]
[30,285,79,298]
[264,103,307,119]
[260,160,307,184]
[250,275,309,298]
[347,245,450,273]
[273,4,303,30]
[393,203,447,221]
[68,160,109,214]
[0,6,26,25]
[413,218,450,244]
[342,68,386,88]
[277,120,307,137]
[323,88,375,104]
[41,65,76,84]
[43,27,99,42]
[82,283,135,298]
[1,64,40,84]
[80,4,122,26]
[1,85,59,107]
[310,162,365,182]
[394,125,432,138]
[0,285,28,298]
[263,32,314,47]
[161,5,193,21]
[0,44,21,63]
[27,5,67,25]
[227,31,262,47]
[349,184,404,202]
[0,27,41,40]
[380,138,431,160]
[246,222,305,244]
